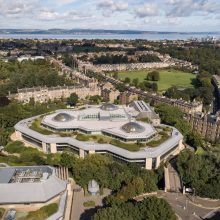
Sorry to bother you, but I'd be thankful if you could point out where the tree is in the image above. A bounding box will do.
[186,132,203,149]
[89,95,102,104]
[146,71,160,81]
[138,197,176,220]
[92,204,135,220]
[151,83,158,92]
[60,152,77,168]
[92,197,176,220]
[177,149,220,199]
[124,77,131,84]
[113,72,119,79]
[132,78,139,87]
[67,93,79,106]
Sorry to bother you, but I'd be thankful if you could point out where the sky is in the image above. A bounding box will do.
[0,0,220,32]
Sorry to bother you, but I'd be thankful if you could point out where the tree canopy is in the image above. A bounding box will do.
[155,104,203,149]
[67,93,79,106]
[177,149,220,199]
[92,197,176,220]
[146,71,160,81]
[0,59,74,96]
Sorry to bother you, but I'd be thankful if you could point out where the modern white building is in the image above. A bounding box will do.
[14,102,184,169]
[0,166,67,204]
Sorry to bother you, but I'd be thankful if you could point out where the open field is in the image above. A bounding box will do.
[116,69,196,91]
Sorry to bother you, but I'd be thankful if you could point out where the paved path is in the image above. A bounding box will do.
[71,188,111,220]
[168,163,182,193]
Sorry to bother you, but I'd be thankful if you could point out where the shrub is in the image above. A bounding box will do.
[0,208,5,219]
[4,141,28,153]
[83,200,96,207]
[26,203,58,220]
[76,134,90,141]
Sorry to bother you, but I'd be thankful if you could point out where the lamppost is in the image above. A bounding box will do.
[193,187,196,203]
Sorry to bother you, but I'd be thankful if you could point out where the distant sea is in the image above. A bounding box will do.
[0,33,220,40]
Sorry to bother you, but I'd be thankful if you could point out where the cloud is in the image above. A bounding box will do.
[166,0,220,17]
[38,9,94,22]
[135,3,158,18]
[0,0,39,18]
[97,0,128,12]
[0,0,219,31]
[38,10,60,21]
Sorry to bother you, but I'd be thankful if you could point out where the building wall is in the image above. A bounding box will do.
[13,85,101,103]
[119,92,138,105]
[187,114,220,142]
[16,127,183,170]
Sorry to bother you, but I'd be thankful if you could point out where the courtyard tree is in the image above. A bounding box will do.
[67,93,79,106]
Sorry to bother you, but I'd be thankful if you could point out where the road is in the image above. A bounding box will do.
[159,192,215,220]
[168,162,182,193]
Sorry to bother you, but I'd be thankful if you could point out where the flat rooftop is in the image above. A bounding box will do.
[0,166,52,184]
[0,166,67,204]
[41,105,157,139]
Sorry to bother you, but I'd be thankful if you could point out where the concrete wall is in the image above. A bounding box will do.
[145,158,152,170]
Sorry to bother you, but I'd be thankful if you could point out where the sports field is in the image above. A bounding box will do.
[117,69,196,91]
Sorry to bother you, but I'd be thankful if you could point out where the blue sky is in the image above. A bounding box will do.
[0,0,220,31]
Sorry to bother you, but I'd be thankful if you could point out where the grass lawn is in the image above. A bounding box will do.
[30,118,54,135]
[109,139,144,151]
[147,131,170,147]
[18,203,58,220]
[76,133,112,143]
[30,118,75,137]
[0,208,5,219]
[195,147,205,155]
[4,141,39,154]
[116,69,196,92]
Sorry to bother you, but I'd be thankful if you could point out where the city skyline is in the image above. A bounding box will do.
[1,0,220,32]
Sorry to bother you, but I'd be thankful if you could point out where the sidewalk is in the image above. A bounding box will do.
[187,194,220,209]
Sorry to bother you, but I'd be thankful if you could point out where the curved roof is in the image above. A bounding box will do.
[100,103,118,111]
[121,122,145,133]
[53,113,73,122]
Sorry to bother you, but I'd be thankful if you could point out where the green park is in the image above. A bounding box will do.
[116,68,196,92]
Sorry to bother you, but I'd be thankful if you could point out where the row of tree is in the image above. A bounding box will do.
[60,152,162,193]
[0,59,74,96]
[0,100,66,146]
[92,196,176,220]
[159,44,220,75]
[165,72,213,106]
[92,54,160,65]
[158,44,217,106]
[155,104,203,148]
[122,73,159,92]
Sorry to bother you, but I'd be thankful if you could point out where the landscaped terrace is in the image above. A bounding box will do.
[29,118,172,152]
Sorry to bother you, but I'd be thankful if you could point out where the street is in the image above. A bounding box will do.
[159,191,219,220]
